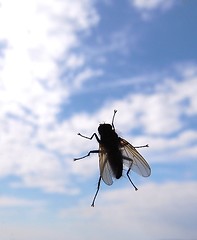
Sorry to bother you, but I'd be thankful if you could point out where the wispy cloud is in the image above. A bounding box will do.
[131,0,176,11]
[59,181,197,240]
[0,1,196,239]
[1,61,196,193]
[73,68,103,89]
[0,0,100,193]
[0,0,99,123]
[130,0,177,19]
[0,196,44,207]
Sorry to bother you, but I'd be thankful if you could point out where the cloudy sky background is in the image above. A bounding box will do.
[0,0,197,239]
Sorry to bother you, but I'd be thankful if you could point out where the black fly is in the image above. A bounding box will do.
[74,110,151,207]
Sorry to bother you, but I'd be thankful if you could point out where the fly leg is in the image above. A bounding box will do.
[111,109,117,130]
[74,150,99,161]
[77,133,100,143]
[91,176,102,207]
[74,132,100,160]
[134,144,149,148]
[126,167,138,191]
[122,155,138,191]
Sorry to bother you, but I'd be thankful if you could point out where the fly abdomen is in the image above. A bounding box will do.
[115,167,122,179]
[108,150,123,179]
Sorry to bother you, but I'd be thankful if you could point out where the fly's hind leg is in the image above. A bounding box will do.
[91,176,102,207]
[123,155,138,191]
[126,167,138,191]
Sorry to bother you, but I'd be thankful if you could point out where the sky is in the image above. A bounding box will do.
[0,0,197,239]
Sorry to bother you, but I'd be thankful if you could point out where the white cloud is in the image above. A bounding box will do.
[0,0,99,193]
[94,68,197,137]
[131,0,175,11]
[0,120,74,193]
[0,182,196,240]
[130,0,176,19]
[0,196,44,207]
[33,65,197,177]
[59,181,197,240]
[67,65,197,172]
[0,0,99,124]
[73,68,103,89]
[65,54,85,69]
[0,224,76,240]
[1,63,195,191]
[0,0,196,193]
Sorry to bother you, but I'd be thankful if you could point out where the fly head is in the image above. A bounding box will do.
[98,123,113,136]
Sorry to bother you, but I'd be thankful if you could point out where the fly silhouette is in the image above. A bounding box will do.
[74,110,151,207]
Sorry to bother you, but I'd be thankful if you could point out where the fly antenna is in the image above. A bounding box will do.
[112,109,117,130]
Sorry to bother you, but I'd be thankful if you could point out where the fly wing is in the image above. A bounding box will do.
[99,144,113,185]
[120,138,151,177]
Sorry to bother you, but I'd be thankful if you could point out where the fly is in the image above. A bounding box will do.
[74,110,151,207]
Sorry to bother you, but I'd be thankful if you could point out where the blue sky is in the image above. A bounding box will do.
[0,0,197,239]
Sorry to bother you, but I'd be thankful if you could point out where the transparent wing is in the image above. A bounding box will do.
[120,138,151,177]
[99,144,113,185]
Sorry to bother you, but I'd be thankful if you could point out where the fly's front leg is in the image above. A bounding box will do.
[77,133,100,143]
[111,109,117,130]
[74,132,100,160]
[74,150,99,161]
